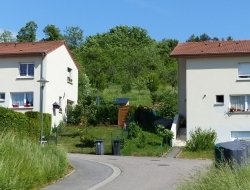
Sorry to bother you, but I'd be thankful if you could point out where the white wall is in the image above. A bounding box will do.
[0,56,42,112]
[44,45,78,127]
[178,58,186,118]
[186,56,250,143]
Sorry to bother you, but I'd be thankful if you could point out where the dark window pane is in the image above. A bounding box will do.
[20,64,27,76]
[28,64,34,76]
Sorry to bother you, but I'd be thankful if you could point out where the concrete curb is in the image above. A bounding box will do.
[86,160,121,190]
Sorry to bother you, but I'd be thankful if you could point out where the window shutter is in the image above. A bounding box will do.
[238,63,250,77]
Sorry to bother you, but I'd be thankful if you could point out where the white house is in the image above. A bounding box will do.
[0,40,78,128]
[171,40,250,143]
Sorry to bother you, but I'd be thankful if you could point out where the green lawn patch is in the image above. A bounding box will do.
[102,84,152,106]
[178,149,214,160]
[59,125,169,156]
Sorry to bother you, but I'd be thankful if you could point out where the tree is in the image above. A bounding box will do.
[64,26,84,49]
[16,21,38,42]
[43,24,63,41]
[0,30,15,42]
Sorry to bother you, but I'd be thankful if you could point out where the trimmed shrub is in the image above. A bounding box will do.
[25,111,51,139]
[0,107,51,141]
[0,107,29,136]
[186,127,217,151]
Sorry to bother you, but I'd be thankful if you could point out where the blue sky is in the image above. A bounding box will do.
[1,0,250,42]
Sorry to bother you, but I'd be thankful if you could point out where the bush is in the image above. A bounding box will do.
[136,132,146,148]
[80,133,95,147]
[185,127,217,151]
[66,104,83,125]
[95,104,119,125]
[157,90,177,118]
[156,124,174,145]
[127,122,141,139]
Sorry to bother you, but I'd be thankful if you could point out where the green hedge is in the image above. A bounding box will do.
[25,111,52,139]
[0,107,51,140]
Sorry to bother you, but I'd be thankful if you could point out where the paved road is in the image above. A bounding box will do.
[44,155,114,190]
[45,153,212,190]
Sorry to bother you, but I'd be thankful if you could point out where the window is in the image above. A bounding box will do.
[238,63,250,79]
[231,131,250,140]
[216,95,224,103]
[19,63,34,77]
[11,92,33,107]
[0,93,5,101]
[67,67,73,84]
[230,95,250,112]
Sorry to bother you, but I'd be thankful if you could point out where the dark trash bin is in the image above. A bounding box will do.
[96,139,104,155]
[215,140,250,166]
[112,139,121,155]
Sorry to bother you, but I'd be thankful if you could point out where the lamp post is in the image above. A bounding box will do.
[37,77,49,144]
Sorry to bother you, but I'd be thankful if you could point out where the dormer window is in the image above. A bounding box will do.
[67,67,73,84]
[19,63,34,77]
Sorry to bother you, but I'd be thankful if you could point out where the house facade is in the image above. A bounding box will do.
[171,40,250,143]
[0,40,78,128]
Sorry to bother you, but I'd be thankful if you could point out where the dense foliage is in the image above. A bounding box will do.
[74,25,178,91]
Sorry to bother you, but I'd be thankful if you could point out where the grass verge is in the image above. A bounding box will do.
[178,149,214,160]
[0,132,68,190]
[177,163,250,190]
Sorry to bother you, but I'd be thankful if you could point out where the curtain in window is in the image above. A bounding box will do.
[20,64,27,76]
[231,96,245,111]
[247,96,250,111]
[25,92,33,106]
[28,64,34,76]
[12,93,24,106]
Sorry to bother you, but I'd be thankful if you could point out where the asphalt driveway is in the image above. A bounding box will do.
[45,153,212,190]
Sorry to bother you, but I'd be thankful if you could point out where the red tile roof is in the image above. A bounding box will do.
[0,40,65,57]
[171,40,250,58]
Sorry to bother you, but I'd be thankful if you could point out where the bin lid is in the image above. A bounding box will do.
[95,139,104,142]
[215,140,250,150]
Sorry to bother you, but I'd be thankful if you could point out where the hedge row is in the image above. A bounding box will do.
[0,107,51,140]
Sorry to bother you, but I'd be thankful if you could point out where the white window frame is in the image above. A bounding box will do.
[11,92,34,108]
[238,63,250,79]
[0,93,5,102]
[229,95,250,112]
[19,63,34,78]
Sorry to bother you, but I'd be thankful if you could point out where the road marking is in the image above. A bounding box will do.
[87,160,121,190]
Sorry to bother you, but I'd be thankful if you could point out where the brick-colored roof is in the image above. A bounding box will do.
[0,40,65,57]
[171,40,250,58]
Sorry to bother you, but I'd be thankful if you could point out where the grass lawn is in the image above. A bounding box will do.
[58,125,169,156]
[101,84,152,106]
[177,149,214,160]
